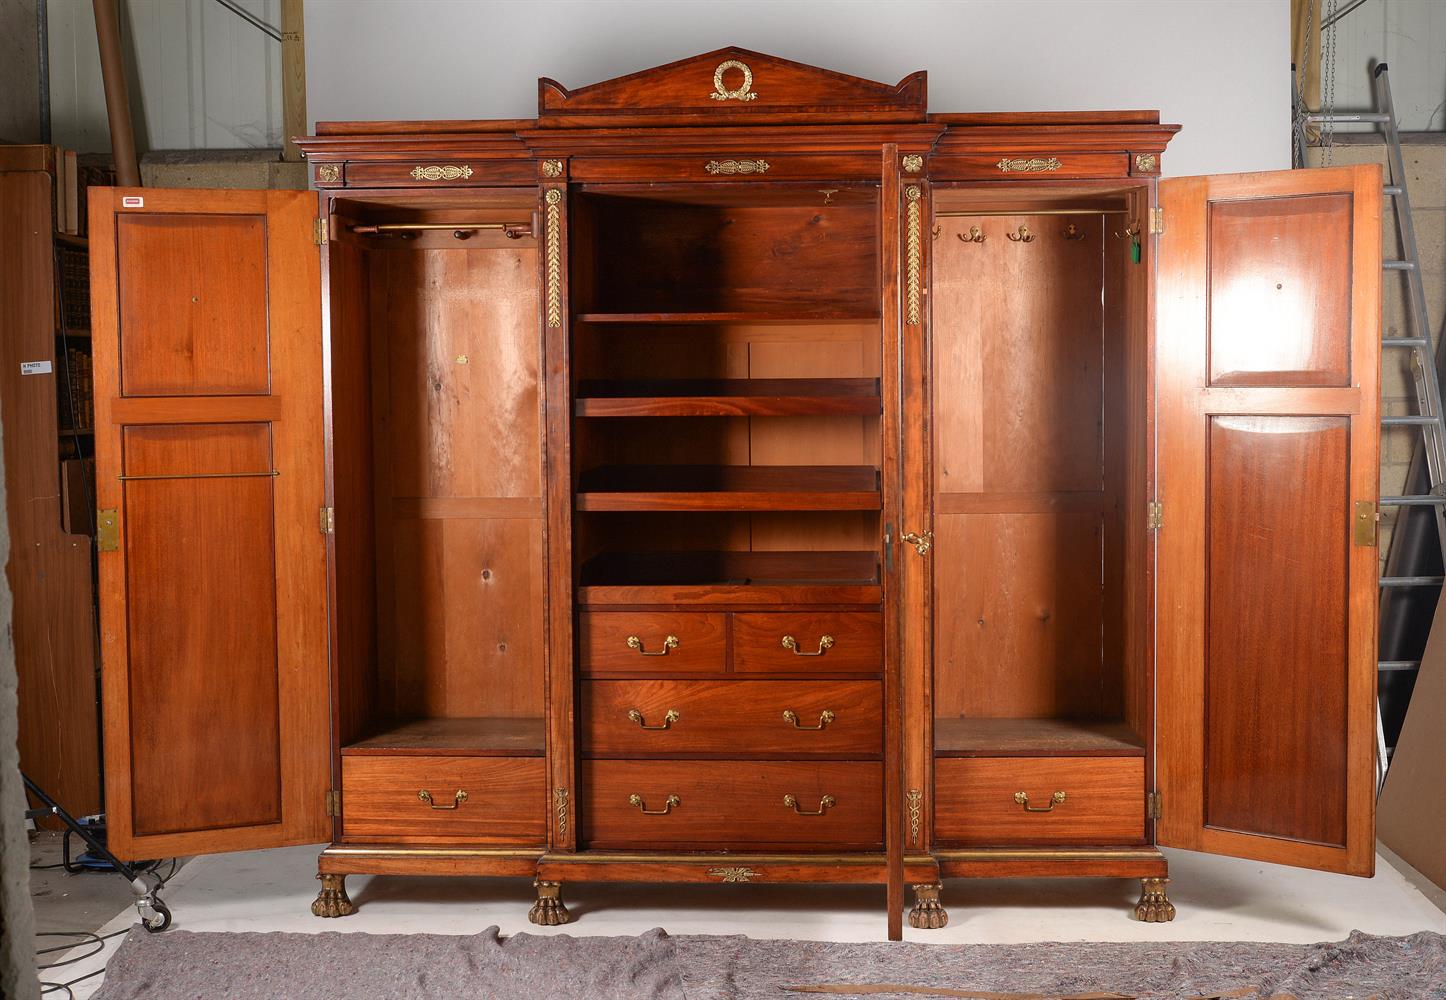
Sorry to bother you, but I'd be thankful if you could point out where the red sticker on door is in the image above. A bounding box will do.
[121,196,144,208]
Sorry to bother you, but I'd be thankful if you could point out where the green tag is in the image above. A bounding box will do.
[1130,237,1142,264]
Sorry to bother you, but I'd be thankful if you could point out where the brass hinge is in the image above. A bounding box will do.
[1149,206,1164,235]
[1146,791,1161,820]
[325,789,341,817]
[1354,500,1378,546]
[314,217,327,244]
[96,508,119,552]
[319,506,335,535]
[1147,501,1163,532]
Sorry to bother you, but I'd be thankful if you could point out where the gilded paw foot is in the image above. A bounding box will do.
[528,879,571,925]
[908,881,948,929]
[311,873,356,917]
[1134,876,1176,922]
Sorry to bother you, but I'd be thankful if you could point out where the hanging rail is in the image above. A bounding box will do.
[933,209,1129,217]
[349,222,533,239]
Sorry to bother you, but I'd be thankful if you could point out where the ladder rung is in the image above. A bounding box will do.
[1382,415,1443,426]
[1382,337,1429,348]
[1384,185,1403,196]
[1379,495,1446,506]
[1308,112,1391,123]
[1378,660,1421,672]
[1385,260,1418,271]
[1380,576,1445,586]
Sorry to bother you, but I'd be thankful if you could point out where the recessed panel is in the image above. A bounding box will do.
[122,423,280,835]
[1205,415,1349,846]
[1208,195,1353,386]
[118,215,270,395]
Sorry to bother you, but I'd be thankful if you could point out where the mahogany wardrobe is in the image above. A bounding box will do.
[89,48,1382,940]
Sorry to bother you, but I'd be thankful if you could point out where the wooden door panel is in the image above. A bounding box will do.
[92,188,329,859]
[1157,166,1380,875]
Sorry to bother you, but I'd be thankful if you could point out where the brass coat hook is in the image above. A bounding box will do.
[932,224,942,240]
[1113,223,1141,240]
[1006,225,1035,243]
[957,226,986,244]
[1062,223,1086,242]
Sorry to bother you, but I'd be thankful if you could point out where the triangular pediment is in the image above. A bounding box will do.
[538,46,926,127]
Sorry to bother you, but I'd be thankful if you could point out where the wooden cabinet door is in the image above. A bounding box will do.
[1156,165,1381,875]
[90,188,330,859]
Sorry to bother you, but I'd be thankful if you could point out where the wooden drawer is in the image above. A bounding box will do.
[335,159,536,188]
[928,152,1130,180]
[582,760,882,849]
[582,679,881,755]
[340,756,546,844]
[579,612,728,674]
[934,757,1145,845]
[732,612,882,674]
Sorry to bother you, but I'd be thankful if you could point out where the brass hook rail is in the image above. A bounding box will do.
[349,222,533,239]
[118,470,280,482]
[934,209,1128,218]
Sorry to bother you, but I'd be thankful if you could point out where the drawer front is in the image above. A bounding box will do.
[582,760,882,849]
[579,612,727,674]
[336,160,537,188]
[934,757,1145,845]
[341,756,546,844]
[929,152,1130,180]
[582,679,881,755]
[568,155,881,184]
[733,612,882,674]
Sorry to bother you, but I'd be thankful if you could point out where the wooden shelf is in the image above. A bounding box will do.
[934,718,1145,758]
[575,378,882,418]
[579,550,881,606]
[576,465,881,511]
[342,717,546,756]
[575,311,879,325]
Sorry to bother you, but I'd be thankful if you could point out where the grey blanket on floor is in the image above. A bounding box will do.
[91,927,1446,1000]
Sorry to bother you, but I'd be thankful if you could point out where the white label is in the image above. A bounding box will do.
[20,360,53,375]
[121,195,144,208]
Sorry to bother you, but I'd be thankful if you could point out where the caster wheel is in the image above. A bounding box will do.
[141,898,172,933]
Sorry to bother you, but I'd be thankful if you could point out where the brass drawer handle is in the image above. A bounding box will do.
[1014,790,1066,813]
[629,793,680,815]
[782,709,835,730]
[418,789,468,811]
[627,634,679,656]
[628,708,680,730]
[781,634,834,656]
[784,793,836,816]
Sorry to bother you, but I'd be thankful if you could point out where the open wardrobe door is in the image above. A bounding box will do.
[1155,165,1381,876]
[90,188,331,859]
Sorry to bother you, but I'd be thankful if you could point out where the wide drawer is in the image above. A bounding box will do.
[582,679,881,755]
[579,612,727,674]
[934,757,1145,845]
[582,760,882,849]
[340,755,546,844]
[733,612,882,674]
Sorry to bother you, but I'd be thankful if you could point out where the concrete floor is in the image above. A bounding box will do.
[31,835,1446,998]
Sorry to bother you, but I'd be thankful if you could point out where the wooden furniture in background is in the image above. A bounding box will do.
[88,49,1383,940]
[1,146,102,825]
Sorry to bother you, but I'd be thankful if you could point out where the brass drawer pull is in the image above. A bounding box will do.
[1014,790,1066,813]
[628,793,680,815]
[782,709,835,730]
[628,708,680,730]
[627,634,679,656]
[418,789,468,811]
[784,794,836,816]
[781,634,834,656]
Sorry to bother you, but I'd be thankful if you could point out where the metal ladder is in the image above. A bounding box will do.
[1307,64,1446,788]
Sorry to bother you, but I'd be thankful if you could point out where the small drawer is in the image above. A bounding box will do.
[579,612,727,674]
[582,679,881,755]
[340,755,546,844]
[934,757,1145,846]
[733,612,882,674]
[928,152,1130,180]
[338,160,536,187]
[582,760,882,849]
